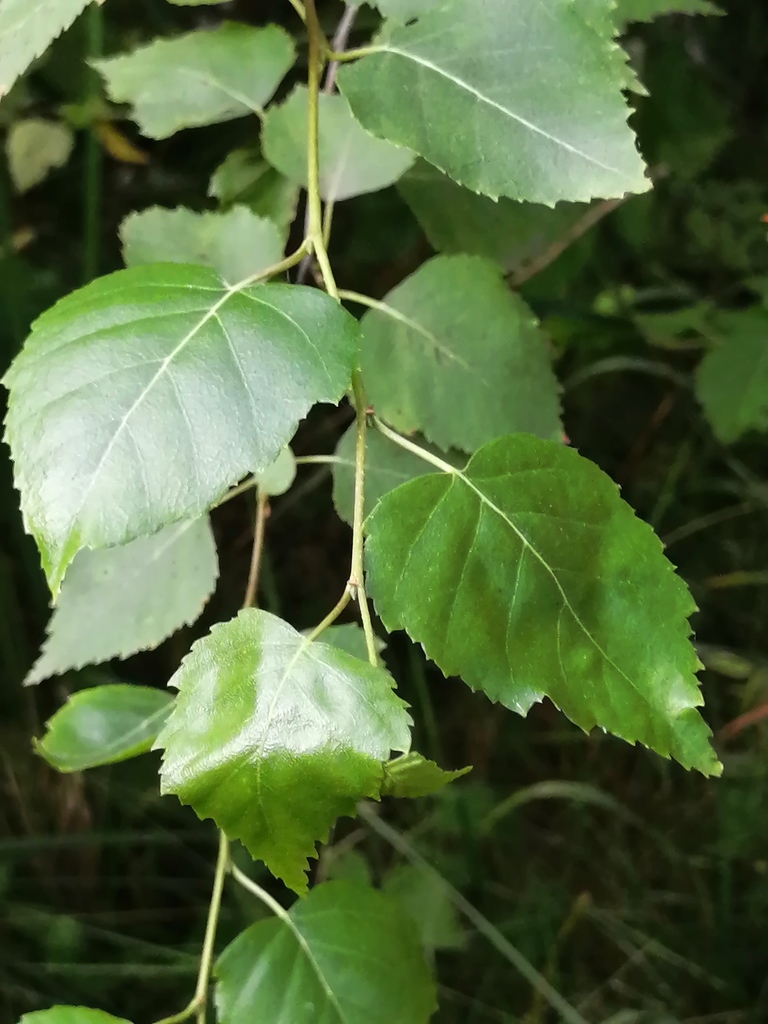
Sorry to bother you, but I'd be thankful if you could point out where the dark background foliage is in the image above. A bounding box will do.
[1,2,768,1022]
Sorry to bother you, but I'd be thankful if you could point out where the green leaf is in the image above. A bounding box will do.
[19,1012,131,1024]
[358,256,562,451]
[339,0,647,205]
[209,150,299,229]
[695,309,768,444]
[255,446,296,497]
[93,24,295,139]
[26,518,218,685]
[382,865,465,953]
[262,85,414,203]
[615,0,721,24]
[7,119,74,193]
[383,752,471,798]
[156,609,411,893]
[333,423,452,525]
[366,434,721,776]
[35,685,172,773]
[3,263,359,595]
[0,0,95,97]
[214,881,436,1023]
[399,162,591,274]
[120,207,285,284]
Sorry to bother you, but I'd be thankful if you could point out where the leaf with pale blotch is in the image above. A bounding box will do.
[121,207,285,284]
[383,752,471,798]
[367,434,721,776]
[3,263,359,595]
[695,309,768,444]
[156,609,411,893]
[359,256,562,452]
[399,162,592,273]
[262,85,414,203]
[615,0,721,23]
[19,1008,132,1024]
[8,119,74,193]
[340,0,648,205]
[209,150,299,229]
[26,518,217,685]
[35,685,172,772]
[214,881,436,1024]
[93,24,294,139]
[0,0,95,97]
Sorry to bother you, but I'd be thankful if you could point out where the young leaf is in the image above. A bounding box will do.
[35,685,172,773]
[339,0,648,205]
[214,881,436,1024]
[359,255,562,451]
[208,150,299,229]
[0,0,95,98]
[695,309,768,444]
[262,85,415,203]
[615,0,721,23]
[19,1011,132,1024]
[366,434,721,776]
[121,207,285,285]
[3,264,359,595]
[399,162,591,273]
[156,609,411,893]
[7,119,74,193]
[93,24,295,139]
[26,518,217,685]
[383,752,471,798]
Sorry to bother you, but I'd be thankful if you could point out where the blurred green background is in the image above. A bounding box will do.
[2,2,768,1022]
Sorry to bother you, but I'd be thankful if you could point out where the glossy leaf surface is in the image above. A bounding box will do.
[121,207,285,284]
[359,256,562,451]
[0,0,94,97]
[383,752,471,798]
[263,85,414,202]
[4,264,359,594]
[27,518,217,685]
[340,0,647,204]
[93,24,294,139]
[214,881,436,1023]
[367,434,720,775]
[36,685,172,773]
[157,609,411,892]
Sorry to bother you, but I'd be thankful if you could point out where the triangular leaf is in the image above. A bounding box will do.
[26,518,218,685]
[3,264,359,595]
[19,1007,132,1024]
[120,207,285,284]
[214,881,436,1023]
[359,255,562,451]
[35,685,172,772]
[93,24,295,139]
[695,308,768,444]
[339,0,647,204]
[366,434,721,775]
[0,0,95,98]
[156,609,411,893]
[262,85,415,203]
[208,150,299,229]
[615,0,722,24]
[383,752,471,798]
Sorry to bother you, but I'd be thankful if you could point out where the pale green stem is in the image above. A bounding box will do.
[243,490,269,608]
[287,0,307,23]
[373,416,458,475]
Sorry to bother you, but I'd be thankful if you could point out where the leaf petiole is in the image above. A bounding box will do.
[373,416,458,475]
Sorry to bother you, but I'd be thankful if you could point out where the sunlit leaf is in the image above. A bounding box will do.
[157,609,411,892]
[367,434,721,775]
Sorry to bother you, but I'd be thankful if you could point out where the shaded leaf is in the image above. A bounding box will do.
[319,622,386,663]
[0,0,95,97]
[156,609,411,892]
[26,518,217,685]
[340,0,647,205]
[255,446,296,497]
[93,24,294,139]
[382,865,465,952]
[615,0,721,23]
[324,847,373,885]
[7,119,74,193]
[262,85,414,203]
[214,881,436,1023]
[3,264,359,595]
[366,434,721,775]
[383,752,471,798]
[208,150,299,229]
[35,685,172,772]
[359,256,562,451]
[695,309,768,443]
[121,206,285,284]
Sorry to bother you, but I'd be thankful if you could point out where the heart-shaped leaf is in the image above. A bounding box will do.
[366,433,721,775]
[156,609,411,892]
[3,264,359,595]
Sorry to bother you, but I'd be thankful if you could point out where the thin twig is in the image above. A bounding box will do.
[243,490,269,608]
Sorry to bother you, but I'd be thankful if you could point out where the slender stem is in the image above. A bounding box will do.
[215,475,258,508]
[326,45,380,62]
[235,242,308,290]
[286,0,307,23]
[323,4,360,94]
[304,589,352,644]
[243,490,269,608]
[337,288,386,311]
[83,3,103,283]
[373,416,458,475]
[349,373,377,665]
[294,454,346,466]
[152,832,230,1024]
